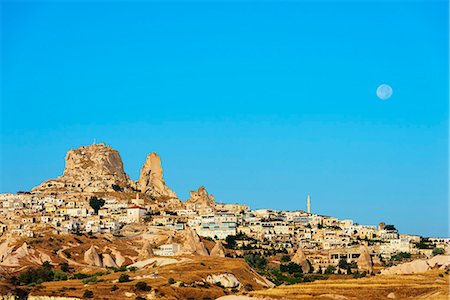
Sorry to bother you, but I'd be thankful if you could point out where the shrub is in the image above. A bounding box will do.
[128,266,138,272]
[112,184,123,192]
[82,276,98,284]
[168,278,176,284]
[83,290,94,298]
[113,266,127,272]
[111,284,119,291]
[72,273,89,279]
[244,283,254,291]
[17,262,54,285]
[59,262,70,273]
[281,255,291,262]
[118,274,131,283]
[135,281,151,291]
[432,248,445,256]
[391,252,411,261]
[53,270,68,281]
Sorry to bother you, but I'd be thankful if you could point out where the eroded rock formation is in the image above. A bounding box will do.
[138,240,155,261]
[137,153,177,199]
[210,241,226,257]
[292,245,311,273]
[84,245,102,267]
[33,143,131,194]
[32,144,178,202]
[186,186,215,208]
[357,245,373,273]
[181,227,209,256]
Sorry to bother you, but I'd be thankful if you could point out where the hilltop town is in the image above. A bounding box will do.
[0,143,448,299]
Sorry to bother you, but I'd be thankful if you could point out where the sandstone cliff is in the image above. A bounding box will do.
[137,153,177,199]
[33,143,132,194]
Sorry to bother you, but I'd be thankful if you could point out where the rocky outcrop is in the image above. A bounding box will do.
[427,255,450,269]
[33,143,132,193]
[206,273,241,289]
[84,245,102,267]
[181,227,209,256]
[186,186,215,208]
[0,241,52,267]
[138,240,155,261]
[357,245,373,273]
[137,153,177,199]
[292,245,310,273]
[210,241,225,257]
[32,143,180,202]
[102,253,118,268]
[380,255,450,275]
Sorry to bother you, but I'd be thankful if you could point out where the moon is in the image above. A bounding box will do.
[376,84,393,100]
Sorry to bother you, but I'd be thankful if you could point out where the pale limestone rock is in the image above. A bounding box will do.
[137,152,177,199]
[102,253,118,268]
[206,273,241,289]
[427,255,450,268]
[380,259,430,275]
[0,242,52,267]
[32,143,131,193]
[357,245,373,273]
[210,241,225,257]
[181,227,209,256]
[292,245,310,273]
[84,245,102,267]
[186,186,215,208]
[124,292,136,298]
[387,292,397,299]
[110,249,126,267]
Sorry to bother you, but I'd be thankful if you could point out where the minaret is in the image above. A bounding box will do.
[307,194,311,214]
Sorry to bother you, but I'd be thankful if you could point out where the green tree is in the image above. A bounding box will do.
[281,255,291,262]
[89,196,105,214]
[324,265,336,274]
[338,258,349,270]
[280,262,303,274]
[432,248,445,256]
[244,253,267,270]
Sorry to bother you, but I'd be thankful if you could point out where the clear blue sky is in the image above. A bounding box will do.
[1,0,448,237]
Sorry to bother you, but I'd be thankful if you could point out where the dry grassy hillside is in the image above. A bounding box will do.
[250,270,449,300]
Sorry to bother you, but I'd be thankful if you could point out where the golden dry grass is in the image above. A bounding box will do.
[250,271,449,300]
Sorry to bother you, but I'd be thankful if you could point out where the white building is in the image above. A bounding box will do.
[154,243,182,256]
[127,206,147,223]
